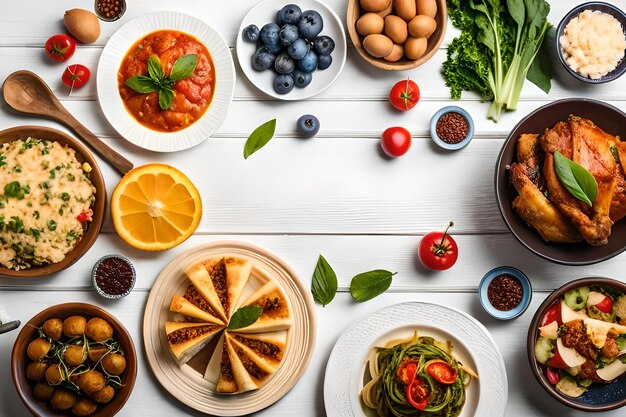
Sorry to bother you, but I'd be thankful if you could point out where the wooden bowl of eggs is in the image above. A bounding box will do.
[347,0,447,70]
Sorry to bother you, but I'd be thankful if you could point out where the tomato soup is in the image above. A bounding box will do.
[118,30,215,132]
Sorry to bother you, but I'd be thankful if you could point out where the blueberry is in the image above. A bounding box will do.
[273,74,295,94]
[274,52,296,74]
[278,4,302,25]
[317,54,332,70]
[242,24,260,42]
[292,69,312,88]
[276,10,285,26]
[298,10,323,40]
[313,35,335,56]
[297,114,320,137]
[297,50,318,73]
[252,47,276,71]
[260,23,281,54]
[279,24,299,46]
[287,38,310,60]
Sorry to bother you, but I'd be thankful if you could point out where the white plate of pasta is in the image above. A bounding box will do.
[324,302,507,417]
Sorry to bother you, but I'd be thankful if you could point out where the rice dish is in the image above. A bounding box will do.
[0,138,96,270]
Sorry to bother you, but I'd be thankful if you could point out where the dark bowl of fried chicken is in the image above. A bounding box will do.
[495,98,626,265]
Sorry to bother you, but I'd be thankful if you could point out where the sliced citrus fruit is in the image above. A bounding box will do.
[111,163,202,251]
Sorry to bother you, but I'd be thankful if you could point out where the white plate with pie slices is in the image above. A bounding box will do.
[143,240,316,416]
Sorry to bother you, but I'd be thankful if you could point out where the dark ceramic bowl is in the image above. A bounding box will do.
[527,277,626,411]
[478,266,532,320]
[556,2,626,84]
[495,98,626,265]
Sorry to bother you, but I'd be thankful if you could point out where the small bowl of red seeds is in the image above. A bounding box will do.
[92,254,136,299]
[478,266,532,320]
[429,106,474,151]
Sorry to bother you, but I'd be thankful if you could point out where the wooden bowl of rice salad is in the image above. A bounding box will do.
[0,126,105,277]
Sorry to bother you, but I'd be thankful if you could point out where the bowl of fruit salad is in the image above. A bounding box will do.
[236,0,347,100]
[527,277,626,411]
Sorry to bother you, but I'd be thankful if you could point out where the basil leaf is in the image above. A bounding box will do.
[311,255,338,306]
[350,270,396,302]
[554,151,598,207]
[125,75,160,93]
[227,305,263,330]
[158,88,175,111]
[244,119,277,159]
[170,54,198,82]
[147,55,165,82]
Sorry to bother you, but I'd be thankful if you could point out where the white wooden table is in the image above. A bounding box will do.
[1,1,626,416]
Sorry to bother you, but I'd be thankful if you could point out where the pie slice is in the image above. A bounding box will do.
[235,280,291,333]
[225,332,273,393]
[214,334,238,393]
[165,321,222,364]
[228,331,287,373]
[169,284,225,326]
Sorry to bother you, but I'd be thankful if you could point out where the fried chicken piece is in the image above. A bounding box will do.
[561,320,597,359]
[610,141,626,221]
[601,338,620,360]
[579,358,602,382]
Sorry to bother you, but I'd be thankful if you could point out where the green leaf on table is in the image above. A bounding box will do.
[243,119,277,159]
[147,54,165,82]
[158,88,175,111]
[227,305,263,330]
[554,151,597,207]
[350,270,396,302]
[125,75,160,93]
[311,255,338,307]
[170,54,198,82]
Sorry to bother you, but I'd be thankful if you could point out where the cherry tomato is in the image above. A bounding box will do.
[594,295,613,314]
[381,127,411,157]
[406,377,429,410]
[45,34,76,62]
[397,360,418,384]
[62,64,90,92]
[546,367,560,385]
[389,78,420,111]
[418,222,458,271]
[547,350,568,369]
[425,360,458,385]
[540,302,562,327]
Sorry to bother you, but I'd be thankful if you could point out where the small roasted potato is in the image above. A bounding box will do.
[63,316,87,338]
[85,317,113,342]
[42,318,63,341]
[363,34,394,58]
[72,397,98,416]
[27,361,49,382]
[394,0,416,21]
[360,0,391,13]
[356,13,385,36]
[27,338,51,361]
[416,0,437,18]
[102,353,126,376]
[51,388,78,410]
[64,345,87,366]
[46,363,65,385]
[89,385,115,404]
[384,43,404,61]
[77,370,105,394]
[33,383,55,401]
[87,346,109,363]
[404,36,427,59]
[384,15,408,44]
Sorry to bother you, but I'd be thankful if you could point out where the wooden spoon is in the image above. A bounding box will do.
[2,70,133,175]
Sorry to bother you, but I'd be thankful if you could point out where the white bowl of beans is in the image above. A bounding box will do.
[429,106,474,151]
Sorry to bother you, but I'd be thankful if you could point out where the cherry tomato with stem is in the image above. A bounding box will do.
[389,78,420,111]
[406,376,429,410]
[45,34,76,62]
[418,221,458,271]
[62,64,90,94]
[425,360,458,385]
[381,126,411,157]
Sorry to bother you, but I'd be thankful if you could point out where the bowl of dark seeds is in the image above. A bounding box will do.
[478,266,532,320]
[429,106,474,151]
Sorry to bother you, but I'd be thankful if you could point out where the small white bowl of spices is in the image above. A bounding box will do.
[429,106,474,151]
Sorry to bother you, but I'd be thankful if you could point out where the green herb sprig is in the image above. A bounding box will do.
[244,119,277,159]
[227,305,263,330]
[125,54,198,111]
[311,255,338,307]
[554,151,598,207]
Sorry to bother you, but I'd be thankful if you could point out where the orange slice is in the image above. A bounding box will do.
[111,163,202,251]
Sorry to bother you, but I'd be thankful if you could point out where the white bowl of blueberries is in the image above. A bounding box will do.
[236,0,347,100]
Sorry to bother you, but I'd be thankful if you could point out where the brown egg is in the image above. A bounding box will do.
[102,353,126,376]
[42,318,63,341]
[85,317,113,342]
[63,316,86,338]
[384,44,405,61]
[360,0,391,13]
[416,0,438,18]
[64,345,87,366]
[394,0,416,21]
[405,37,428,60]
[356,13,385,36]
[51,388,78,410]
[46,363,65,385]
[33,383,55,401]
[77,370,105,394]
[408,15,437,38]
[27,362,49,382]
[384,15,408,44]
[72,397,98,416]
[87,346,110,364]
[89,385,115,404]
[363,34,394,58]
[376,1,394,18]
[27,338,51,361]
[63,9,100,44]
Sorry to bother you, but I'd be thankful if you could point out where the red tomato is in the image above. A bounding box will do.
[381,127,412,157]
[418,222,458,271]
[397,360,418,385]
[405,377,429,410]
[62,64,90,92]
[45,34,76,62]
[425,360,458,385]
[594,296,613,314]
[547,350,568,369]
[540,302,562,327]
[389,78,420,111]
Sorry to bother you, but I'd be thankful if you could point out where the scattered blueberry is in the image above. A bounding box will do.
[287,38,310,60]
[278,4,302,25]
[313,35,335,56]
[297,114,320,137]
[274,74,295,94]
[298,10,323,40]
[276,10,285,26]
[260,23,281,54]
[242,24,260,42]
[279,24,299,46]
[275,52,296,74]
[317,54,332,70]
[292,69,312,88]
[252,47,276,71]
[298,50,318,73]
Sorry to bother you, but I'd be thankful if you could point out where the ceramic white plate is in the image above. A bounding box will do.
[324,302,508,417]
[143,241,316,416]
[236,0,347,100]
[97,12,235,152]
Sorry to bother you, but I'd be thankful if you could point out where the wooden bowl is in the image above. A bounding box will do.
[346,0,447,70]
[0,126,106,277]
[11,302,137,417]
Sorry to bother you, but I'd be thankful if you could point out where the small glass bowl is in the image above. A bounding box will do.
[94,0,126,22]
[92,254,136,299]
[478,266,532,320]
[429,106,475,151]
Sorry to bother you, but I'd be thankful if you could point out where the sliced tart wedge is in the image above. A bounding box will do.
[214,334,238,394]
[169,284,225,326]
[165,321,222,364]
[235,280,292,333]
[224,332,274,393]
[228,331,287,373]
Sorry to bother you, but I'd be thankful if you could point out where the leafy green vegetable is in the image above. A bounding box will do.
[227,305,263,330]
[554,151,598,207]
[243,119,277,159]
[350,270,396,302]
[125,54,198,111]
[443,0,552,122]
[311,255,338,306]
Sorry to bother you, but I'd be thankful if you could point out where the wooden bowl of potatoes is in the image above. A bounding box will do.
[347,0,447,70]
